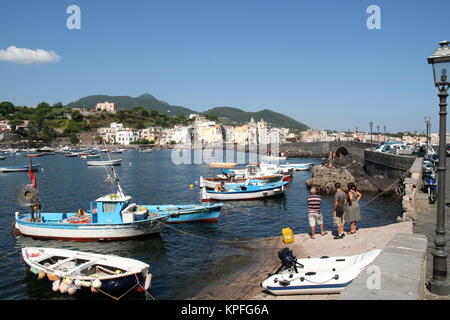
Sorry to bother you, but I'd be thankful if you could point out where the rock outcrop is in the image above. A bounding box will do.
[306,165,356,194]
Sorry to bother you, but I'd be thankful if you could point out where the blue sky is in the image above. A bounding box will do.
[1,0,449,133]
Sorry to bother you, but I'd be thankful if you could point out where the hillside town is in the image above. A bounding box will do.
[0,101,448,147]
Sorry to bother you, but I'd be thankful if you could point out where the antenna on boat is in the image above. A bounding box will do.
[100,141,125,198]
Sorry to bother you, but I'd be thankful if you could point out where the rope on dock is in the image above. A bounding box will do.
[359,169,411,208]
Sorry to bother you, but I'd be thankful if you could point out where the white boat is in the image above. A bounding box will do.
[0,164,40,172]
[22,247,151,297]
[87,159,122,166]
[199,175,284,189]
[201,181,288,201]
[260,155,287,162]
[220,164,292,182]
[280,162,314,171]
[261,248,381,295]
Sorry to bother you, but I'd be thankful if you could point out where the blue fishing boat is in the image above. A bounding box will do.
[201,181,288,201]
[15,152,223,241]
[144,203,224,223]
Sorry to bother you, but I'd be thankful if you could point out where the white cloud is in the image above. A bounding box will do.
[0,46,60,64]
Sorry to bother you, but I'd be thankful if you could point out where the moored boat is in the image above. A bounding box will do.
[22,247,151,298]
[209,162,238,168]
[0,164,40,172]
[201,181,288,201]
[261,248,381,295]
[199,176,283,189]
[280,162,314,171]
[87,159,122,166]
[145,203,224,223]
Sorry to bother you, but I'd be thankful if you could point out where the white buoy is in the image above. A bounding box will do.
[144,273,152,290]
[92,279,102,288]
[67,284,78,295]
[59,282,68,294]
[52,280,60,292]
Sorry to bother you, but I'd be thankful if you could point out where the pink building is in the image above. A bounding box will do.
[95,102,116,112]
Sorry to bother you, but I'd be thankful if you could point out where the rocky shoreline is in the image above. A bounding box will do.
[306,155,393,194]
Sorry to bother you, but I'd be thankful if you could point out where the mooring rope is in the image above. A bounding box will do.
[359,169,411,208]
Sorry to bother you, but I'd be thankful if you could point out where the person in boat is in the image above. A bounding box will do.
[214,181,226,192]
[306,187,328,239]
[345,183,362,234]
[333,182,347,240]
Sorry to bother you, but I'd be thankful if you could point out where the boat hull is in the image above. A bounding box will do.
[0,164,40,172]
[200,176,283,189]
[15,213,167,241]
[87,159,122,166]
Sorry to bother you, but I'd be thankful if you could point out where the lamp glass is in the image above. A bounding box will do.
[431,61,450,85]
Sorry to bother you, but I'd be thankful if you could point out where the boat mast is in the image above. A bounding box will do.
[101,141,125,197]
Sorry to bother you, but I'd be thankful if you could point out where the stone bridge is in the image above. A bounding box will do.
[281,141,376,161]
[282,141,417,180]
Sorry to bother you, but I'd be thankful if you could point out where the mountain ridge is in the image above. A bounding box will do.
[67,94,309,130]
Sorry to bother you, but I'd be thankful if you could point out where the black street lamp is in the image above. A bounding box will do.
[425,116,431,146]
[369,121,373,144]
[427,40,450,296]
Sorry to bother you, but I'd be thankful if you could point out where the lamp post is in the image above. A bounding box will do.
[383,125,386,143]
[377,125,380,143]
[425,116,432,146]
[369,121,373,144]
[427,40,450,296]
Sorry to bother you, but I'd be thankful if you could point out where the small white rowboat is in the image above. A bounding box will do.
[87,159,122,166]
[22,247,151,297]
[261,248,381,295]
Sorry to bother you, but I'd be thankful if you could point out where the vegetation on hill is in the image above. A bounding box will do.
[202,107,309,131]
[67,94,308,130]
[0,101,192,143]
[67,94,194,116]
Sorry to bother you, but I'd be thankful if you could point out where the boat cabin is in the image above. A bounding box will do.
[90,194,132,224]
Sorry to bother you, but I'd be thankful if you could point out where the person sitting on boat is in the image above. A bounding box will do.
[214,181,226,192]
[306,187,327,239]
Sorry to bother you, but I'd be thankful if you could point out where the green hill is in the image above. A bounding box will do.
[67,94,194,116]
[202,107,309,131]
[66,94,309,130]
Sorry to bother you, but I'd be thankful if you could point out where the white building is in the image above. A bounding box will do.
[116,128,141,145]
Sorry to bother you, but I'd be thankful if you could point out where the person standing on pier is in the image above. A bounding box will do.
[345,183,362,234]
[306,187,328,239]
[333,182,347,239]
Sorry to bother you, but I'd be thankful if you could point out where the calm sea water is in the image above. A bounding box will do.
[0,150,402,300]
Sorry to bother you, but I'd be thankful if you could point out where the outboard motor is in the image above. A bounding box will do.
[276,248,304,273]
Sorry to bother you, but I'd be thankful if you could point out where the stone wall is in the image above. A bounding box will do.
[364,149,416,179]
[401,157,429,221]
[281,141,376,160]
[338,233,428,300]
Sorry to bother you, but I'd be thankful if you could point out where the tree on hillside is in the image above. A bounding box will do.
[71,110,84,122]
[0,101,15,116]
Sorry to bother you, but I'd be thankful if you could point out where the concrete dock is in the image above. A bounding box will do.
[193,221,414,300]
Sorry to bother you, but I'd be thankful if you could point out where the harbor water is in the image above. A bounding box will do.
[0,150,402,300]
